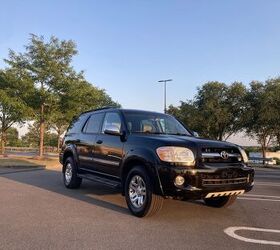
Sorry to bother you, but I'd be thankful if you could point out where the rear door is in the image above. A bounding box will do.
[93,112,124,177]
[79,112,105,171]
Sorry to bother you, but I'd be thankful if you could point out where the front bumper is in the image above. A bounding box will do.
[157,163,254,199]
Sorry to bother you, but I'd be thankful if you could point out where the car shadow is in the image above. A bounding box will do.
[1,168,239,220]
[1,168,129,216]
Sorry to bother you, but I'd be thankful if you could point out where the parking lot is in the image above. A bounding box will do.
[0,166,279,250]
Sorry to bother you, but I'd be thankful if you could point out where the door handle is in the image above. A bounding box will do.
[96,140,103,144]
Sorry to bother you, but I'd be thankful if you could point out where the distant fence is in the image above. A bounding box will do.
[4,146,58,153]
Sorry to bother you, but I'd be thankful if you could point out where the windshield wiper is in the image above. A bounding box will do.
[165,133,189,136]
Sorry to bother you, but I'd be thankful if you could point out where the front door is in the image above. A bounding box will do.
[93,112,124,177]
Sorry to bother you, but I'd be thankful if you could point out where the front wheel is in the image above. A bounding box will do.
[63,157,82,189]
[204,195,237,208]
[125,166,163,217]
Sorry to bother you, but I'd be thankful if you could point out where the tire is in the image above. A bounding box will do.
[204,195,237,208]
[63,157,82,189]
[125,166,163,217]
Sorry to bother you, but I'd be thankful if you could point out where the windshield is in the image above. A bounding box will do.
[123,111,192,136]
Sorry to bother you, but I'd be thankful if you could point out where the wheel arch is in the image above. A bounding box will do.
[121,154,164,196]
[62,146,79,172]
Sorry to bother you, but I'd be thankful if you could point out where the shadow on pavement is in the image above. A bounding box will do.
[1,168,244,220]
[1,168,129,216]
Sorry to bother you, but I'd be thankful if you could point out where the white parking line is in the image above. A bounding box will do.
[255,182,280,187]
[224,226,280,246]
[243,194,280,199]
[238,197,280,202]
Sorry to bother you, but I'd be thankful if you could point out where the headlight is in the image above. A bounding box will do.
[238,147,249,163]
[156,146,195,166]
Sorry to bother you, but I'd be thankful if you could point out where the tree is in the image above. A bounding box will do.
[265,78,280,148]
[6,127,21,147]
[21,122,55,147]
[5,34,120,157]
[50,78,120,151]
[242,80,280,158]
[4,35,82,158]
[168,82,246,140]
[0,69,32,155]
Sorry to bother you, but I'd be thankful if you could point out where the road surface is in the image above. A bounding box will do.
[0,167,279,249]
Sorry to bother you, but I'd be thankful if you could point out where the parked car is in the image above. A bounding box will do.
[59,107,254,217]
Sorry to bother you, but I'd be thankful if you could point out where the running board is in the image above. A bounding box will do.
[78,174,121,189]
[205,190,245,199]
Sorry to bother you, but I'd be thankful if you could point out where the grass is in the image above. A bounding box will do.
[0,158,44,169]
[0,156,61,169]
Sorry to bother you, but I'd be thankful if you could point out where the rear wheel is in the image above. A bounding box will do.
[63,157,82,189]
[125,166,163,217]
[204,195,237,208]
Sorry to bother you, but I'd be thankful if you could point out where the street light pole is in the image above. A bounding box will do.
[158,79,172,113]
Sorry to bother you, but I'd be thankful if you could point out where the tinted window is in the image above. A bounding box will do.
[84,113,104,133]
[102,112,122,133]
[67,114,89,134]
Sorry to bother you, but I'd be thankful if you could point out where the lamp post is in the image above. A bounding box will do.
[158,79,172,113]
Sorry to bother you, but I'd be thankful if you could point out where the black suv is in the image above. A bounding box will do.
[60,107,254,217]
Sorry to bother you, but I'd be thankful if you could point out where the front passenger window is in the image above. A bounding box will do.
[102,113,122,133]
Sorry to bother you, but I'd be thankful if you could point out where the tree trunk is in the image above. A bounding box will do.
[261,141,267,165]
[0,131,5,155]
[39,104,45,158]
[57,128,61,152]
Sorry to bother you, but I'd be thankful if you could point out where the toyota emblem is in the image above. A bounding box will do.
[220,151,229,159]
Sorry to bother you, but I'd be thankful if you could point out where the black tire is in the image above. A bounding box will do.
[204,195,237,208]
[63,157,82,189]
[125,166,163,217]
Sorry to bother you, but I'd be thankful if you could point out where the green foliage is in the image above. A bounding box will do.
[3,34,119,155]
[242,79,280,157]
[5,127,22,147]
[0,69,33,153]
[168,81,246,140]
[21,122,57,147]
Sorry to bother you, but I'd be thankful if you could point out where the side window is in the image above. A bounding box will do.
[67,114,89,134]
[102,112,122,133]
[84,113,104,134]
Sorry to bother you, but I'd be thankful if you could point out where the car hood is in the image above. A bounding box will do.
[140,134,238,149]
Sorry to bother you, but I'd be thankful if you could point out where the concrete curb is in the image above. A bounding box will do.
[0,166,46,175]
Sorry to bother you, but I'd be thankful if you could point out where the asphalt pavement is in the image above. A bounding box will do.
[0,167,279,250]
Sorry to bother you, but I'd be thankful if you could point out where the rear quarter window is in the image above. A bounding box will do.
[67,114,89,134]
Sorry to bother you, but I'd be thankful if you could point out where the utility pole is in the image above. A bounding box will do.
[158,79,172,113]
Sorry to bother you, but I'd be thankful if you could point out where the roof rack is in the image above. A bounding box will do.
[81,106,117,114]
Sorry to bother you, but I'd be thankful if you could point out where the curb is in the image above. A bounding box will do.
[0,166,46,175]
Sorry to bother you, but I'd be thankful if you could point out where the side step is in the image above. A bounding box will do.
[78,173,121,189]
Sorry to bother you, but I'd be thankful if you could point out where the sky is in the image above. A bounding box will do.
[1,0,279,145]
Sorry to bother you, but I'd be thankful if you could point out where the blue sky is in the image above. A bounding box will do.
[1,0,280,113]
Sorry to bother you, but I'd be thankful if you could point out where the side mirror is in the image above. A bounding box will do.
[104,124,121,136]
[193,131,199,137]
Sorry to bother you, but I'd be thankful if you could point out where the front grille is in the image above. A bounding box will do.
[201,147,241,163]
[200,170,250,187]
[202,177,248,187]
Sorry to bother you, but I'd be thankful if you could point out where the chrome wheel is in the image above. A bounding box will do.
[65,163,72,185]
[129,175,146,208]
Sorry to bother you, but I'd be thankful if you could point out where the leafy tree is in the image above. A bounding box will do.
[242,80,280,158]
[0,69,32,155]
[168,82,246,140]
[6,127,21,147]
[5,34,120,157]
[50,78,120,151]
[4,35,83,158]
[21,122,55,147]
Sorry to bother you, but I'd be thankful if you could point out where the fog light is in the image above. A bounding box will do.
[175,176,185,186]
